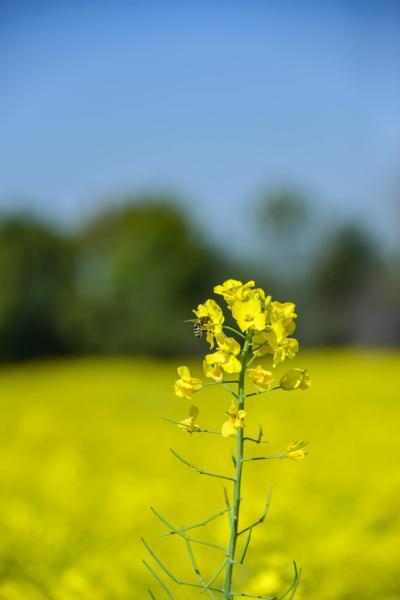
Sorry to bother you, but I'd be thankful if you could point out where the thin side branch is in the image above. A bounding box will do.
[230,593,275,599]
[160,507,229,538]
[147,589,157,599]
[223,486,231,512]
[170,449,236,482]
[243,437,268,445]
[141,538,224,593]
[163,416,222,436]
[201,558,227,593]
[151,507,226,551]
[242,454,285,463]
[223,486,232,529]
[223,325,245,339]
[277,562,302,600]
[184,538,217,600]
[222,382,239,398]
[247,339,271,358]
[237,489,272,536]
[244,425,268,445]
[203,380,239,387]
[142,560,176,600]
[239,528,252,564]
[246,386,281,398]
[244,353,259,368]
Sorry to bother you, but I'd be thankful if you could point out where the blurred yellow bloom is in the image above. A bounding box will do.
[253,328,299,366]
[214,279,255,306]
[270,320,289,345]
[287,449,307,460]
[248,570,282,595]
[174,366,203,399]
[178,405,200,433]
[215,334,241,355]
[203,359,224,382]
[286,440,308,460]
[268,301,297,331]
[248,365,274,390]
[221,402,246,437]
[272,337,299,367]
[193,299,224,347]
[280,368,310,390]
[205,334,242,374]
[232,298,266,332]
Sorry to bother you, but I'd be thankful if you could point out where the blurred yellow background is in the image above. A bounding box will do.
[0,351,399,599]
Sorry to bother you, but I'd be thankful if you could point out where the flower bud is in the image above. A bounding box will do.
[280,369,310,391]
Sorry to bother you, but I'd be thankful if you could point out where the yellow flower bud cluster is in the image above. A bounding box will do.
[173,278,310,437]
[285,440,308,460]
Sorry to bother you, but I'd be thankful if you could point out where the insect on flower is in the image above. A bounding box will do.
[193,315,211,338]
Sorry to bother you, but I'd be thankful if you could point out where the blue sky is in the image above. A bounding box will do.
[1,1,399,251]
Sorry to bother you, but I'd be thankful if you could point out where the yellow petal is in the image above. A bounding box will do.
[271,321,286,344]
[253,312,267,331]
[177,365,190,379]
[203,360,224,382]
[221,419,236,437]
[222,355,242,374]
[205,350,226,365]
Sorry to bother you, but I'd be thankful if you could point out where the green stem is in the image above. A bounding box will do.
[246,386,281,398]
[203,380,239,387]
[223,325,246,339]
[222,332,251,599]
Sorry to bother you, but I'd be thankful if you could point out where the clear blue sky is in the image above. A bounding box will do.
[1,1,399,251]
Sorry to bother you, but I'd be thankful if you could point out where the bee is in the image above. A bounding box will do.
[193,316,211,338]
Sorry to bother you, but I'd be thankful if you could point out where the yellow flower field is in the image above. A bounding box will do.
[0,351,399,599]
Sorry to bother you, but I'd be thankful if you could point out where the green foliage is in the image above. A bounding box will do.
[0,201,229,359]
[0,195,398,360]
[258,188,309,234]
[73,200,225,355]
[313,224,381,301]
[311,224,383,344]
[0,218,75,360]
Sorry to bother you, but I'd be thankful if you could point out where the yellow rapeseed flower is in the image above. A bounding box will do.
[221,401,246,437]
[285,440,308,460]
[203,359,224,382]
[214,279,255,306]
[272,337,299,367]
[268,301,297,332]
[174,366,203,399]
[280,368,310,390]
[205,334,242,374]
[178,405,201,433]
[232,298,266,332]
[193,299,224,347]
[253,328,299,366]
[248,365,274,390]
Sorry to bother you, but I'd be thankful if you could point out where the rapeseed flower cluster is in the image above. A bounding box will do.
[174,278,310,438]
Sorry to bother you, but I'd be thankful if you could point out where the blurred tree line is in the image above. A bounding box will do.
[0,193,399,361]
